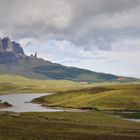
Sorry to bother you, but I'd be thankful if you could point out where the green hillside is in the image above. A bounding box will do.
[0,56,132,83]
[34,84,140,111]
[33,65,120,82]
[0,74,86,94]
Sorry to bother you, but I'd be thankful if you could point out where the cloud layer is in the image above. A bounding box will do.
[0,0,140,77]
[1,0,140,49]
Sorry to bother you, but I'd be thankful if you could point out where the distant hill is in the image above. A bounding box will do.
[0,37,138,83]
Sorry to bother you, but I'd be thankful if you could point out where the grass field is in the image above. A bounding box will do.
[34,84,140,111]
[0,74,140,112]
[0,74,87,94]
[0,111,140,140]
[0,74,140,140]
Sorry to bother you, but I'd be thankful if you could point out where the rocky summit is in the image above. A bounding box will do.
[0,37,24,55]
[0,37,25,64]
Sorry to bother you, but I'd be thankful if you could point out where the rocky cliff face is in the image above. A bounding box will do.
[0,37,25,64]
[0,37,24,55]
[12,41,24,54]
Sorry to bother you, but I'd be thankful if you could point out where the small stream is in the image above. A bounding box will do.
[123,118,140,122]
[114,114,140,122]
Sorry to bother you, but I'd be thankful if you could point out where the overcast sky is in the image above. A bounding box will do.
[0,0,140,78]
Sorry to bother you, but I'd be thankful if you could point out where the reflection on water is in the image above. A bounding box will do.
[0,93,63,112]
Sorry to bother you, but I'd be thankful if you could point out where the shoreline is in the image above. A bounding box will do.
[32,99,140,113]
[0,101,12,109]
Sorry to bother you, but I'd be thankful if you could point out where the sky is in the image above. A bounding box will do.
[0,0,140,78]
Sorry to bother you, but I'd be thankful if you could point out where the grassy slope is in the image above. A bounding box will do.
[0,74,128,94]
[0,74,86,94]
[35,84,140,111]
[0,74,140,111]
[33,64,120,82]
[0,111,140,140]
[33,64,140,83]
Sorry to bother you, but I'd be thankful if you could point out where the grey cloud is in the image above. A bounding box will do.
[0,0,140,51]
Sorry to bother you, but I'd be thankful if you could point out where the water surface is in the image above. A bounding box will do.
[0,93,64,112]
[114,115,140,123]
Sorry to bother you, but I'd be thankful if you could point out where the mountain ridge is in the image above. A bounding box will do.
[0,37,138,83]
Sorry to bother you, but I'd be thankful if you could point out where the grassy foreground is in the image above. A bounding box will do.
[34,84,140,111]
[0,111,140,140]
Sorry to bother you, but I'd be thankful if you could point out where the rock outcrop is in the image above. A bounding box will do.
[0,37,24,55]
[12,41,24,54]
[0,37,25,64]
